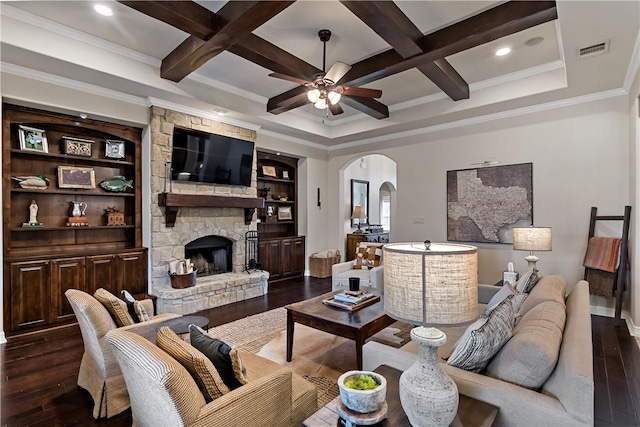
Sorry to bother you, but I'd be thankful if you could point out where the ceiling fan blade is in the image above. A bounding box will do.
[268,72,310,86]
[340,86,383,99]
[328,103,344,116]
[324,61,352,84]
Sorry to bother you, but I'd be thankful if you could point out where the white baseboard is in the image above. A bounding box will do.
[0,331,6,345]
[590,305,639,337]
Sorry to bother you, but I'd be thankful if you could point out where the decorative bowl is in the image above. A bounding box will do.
[338,370,387,413]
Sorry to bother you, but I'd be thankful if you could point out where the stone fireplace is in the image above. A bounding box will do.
[150,106,268,315]
[185,235,233,276]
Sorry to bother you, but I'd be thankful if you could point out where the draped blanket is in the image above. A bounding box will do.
[582,237,621,273]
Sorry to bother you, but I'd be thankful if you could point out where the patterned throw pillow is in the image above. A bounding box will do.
[156,326,230,402]
[486,282,528,314]
[352,243,383,270]
[447,295,515,372]
[189,325,248,390]
[133,301,150,322]
[94,288,134,327]
[515,268,540,293]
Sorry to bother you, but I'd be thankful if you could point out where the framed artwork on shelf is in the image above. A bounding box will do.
[278,206,292,220]
[58,166,96,189]
[106,139,125,159]
[18,125,48,153]
[62,136,94,157]
[262,165,277,177]
[447,162,533,244]
[282,170,289,179]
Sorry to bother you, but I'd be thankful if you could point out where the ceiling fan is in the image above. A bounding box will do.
[268,29,383,116]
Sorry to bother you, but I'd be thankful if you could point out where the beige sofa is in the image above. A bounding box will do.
[363,277,594,427]
[106,328,317,427]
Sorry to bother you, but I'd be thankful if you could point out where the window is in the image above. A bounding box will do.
[380,192,391,231]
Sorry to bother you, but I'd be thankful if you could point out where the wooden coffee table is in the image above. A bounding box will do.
[285,290,395,370]
[303,364,499,427]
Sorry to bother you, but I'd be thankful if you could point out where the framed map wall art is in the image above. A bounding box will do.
[447,163,532,244]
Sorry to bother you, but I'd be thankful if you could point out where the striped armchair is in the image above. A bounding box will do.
[106,329,318,427]
[65,289,181,419]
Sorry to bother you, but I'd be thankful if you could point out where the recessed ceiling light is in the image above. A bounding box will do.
[94,4,113,17]
[495,47,511,57]
[525,37,544,47]
[214,109,227,116]
[79,113,88,119]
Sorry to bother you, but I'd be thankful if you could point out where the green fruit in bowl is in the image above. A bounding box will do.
[344,374,379,390]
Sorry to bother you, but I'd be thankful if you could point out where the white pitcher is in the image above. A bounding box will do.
[69,201,87,217]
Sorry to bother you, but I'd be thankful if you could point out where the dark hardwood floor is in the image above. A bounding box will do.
[1,276,638,426]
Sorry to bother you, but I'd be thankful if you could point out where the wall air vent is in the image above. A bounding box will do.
[576,40,609,60]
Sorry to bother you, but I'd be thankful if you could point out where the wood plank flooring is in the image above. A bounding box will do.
[1,276,638,426]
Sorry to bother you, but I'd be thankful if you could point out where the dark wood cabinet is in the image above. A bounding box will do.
[256,151,305,282]
[346,232,390,261]
[2,104,147,335]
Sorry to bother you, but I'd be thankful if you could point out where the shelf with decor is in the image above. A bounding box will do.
[256,150,304,281]
[2,103,147,335]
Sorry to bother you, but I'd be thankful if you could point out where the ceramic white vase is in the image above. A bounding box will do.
[399,326,458,427]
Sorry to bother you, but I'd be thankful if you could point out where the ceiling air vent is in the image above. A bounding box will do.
[576,40,609,60]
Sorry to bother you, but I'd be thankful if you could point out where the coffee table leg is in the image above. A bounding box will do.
[286,310,294,362]
[356,335,364,370]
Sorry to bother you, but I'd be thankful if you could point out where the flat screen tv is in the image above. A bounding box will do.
[171,127,254,187]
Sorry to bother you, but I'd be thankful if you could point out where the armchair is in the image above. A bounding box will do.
[332,242,384,291]
[105,329,318,427]
[65,289,181,418]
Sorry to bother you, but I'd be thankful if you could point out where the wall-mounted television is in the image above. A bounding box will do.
[171,127,254,187]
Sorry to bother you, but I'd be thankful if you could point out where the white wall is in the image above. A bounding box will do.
[328,96,630,315]
[628,67,640,333]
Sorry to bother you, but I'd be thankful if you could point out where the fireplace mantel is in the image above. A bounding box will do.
[158,193,265,227]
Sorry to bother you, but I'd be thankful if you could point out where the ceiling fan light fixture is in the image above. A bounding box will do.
[307,88,321,103]
[327,90,341,105]
[314,97,328,110]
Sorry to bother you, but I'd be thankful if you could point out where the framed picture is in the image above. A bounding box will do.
[62,136,94,157]
[58,166,96,189]
[447,163,533,243]
[18,125,48,153]
[278,206,292,220]
[351,179,369,227]
[282,170,289,179]
[106,139,125,159]
[262,165,277,177]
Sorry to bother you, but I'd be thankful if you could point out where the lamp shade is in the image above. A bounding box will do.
[351,205,366,220]
[383,242,478,326]
[512,227,552,251]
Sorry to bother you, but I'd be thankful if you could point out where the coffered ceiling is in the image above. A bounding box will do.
[1,1,638,150]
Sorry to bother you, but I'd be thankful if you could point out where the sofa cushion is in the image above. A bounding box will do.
[514,268,539,293]
[486,300,566,389]
[486,282,528,314]
[519,275,566,317]
[189,325,248,390]
[447,296,514,372]
[156,326,230,402]
[94,288,134,327]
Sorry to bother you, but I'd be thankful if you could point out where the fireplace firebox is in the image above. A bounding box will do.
[185,236,233,277]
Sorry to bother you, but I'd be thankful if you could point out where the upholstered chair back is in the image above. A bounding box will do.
[106,329,205,427]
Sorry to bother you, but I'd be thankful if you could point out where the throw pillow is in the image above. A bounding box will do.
[156,326,230,402]
[486,300,566,389]
[133,301,150,322]
[189,325,248,390]
[94,288,134,327]
[447,295,514,372]
[514,268,539,294]
[486,282,528,314]
[518,275,567,317]
[352,243,383,270]
[120,290,140,323]
[352,245,369,269]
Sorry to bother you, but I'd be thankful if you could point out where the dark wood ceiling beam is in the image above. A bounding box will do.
[340,96,389,120]
[230,34,322,80]
[160,1,295,82]
[340,0,469,100]
[119,1,216,40]
[340,1,557,88]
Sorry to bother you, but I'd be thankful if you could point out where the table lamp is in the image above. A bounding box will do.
[351,205,367,234]
[383,242,478,426]
[512,226,552,269]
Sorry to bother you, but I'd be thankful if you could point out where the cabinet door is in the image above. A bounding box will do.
[86,254,118,295]
[280,238,294,276]
[50,257,86,323]
[117,250,148,295]
[292,237,305,275]
[259,240,281,279]
[346,234,366,261]
[9,260,50,331]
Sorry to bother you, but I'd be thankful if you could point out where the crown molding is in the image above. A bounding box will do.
[258,129,329,151]
[1,4,160,67]
[186,73,267,104]
[1,62,148,106]
[328,88,627,151]
[623,29,640,92]
[147,97,261,131]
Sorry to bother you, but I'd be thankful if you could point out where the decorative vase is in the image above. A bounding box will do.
[338,370,387,414]
[399,326,458,427]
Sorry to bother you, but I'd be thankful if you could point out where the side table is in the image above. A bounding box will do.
[303,364,498,427]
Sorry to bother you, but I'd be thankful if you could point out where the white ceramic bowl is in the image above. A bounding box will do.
[338,370,387,413]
